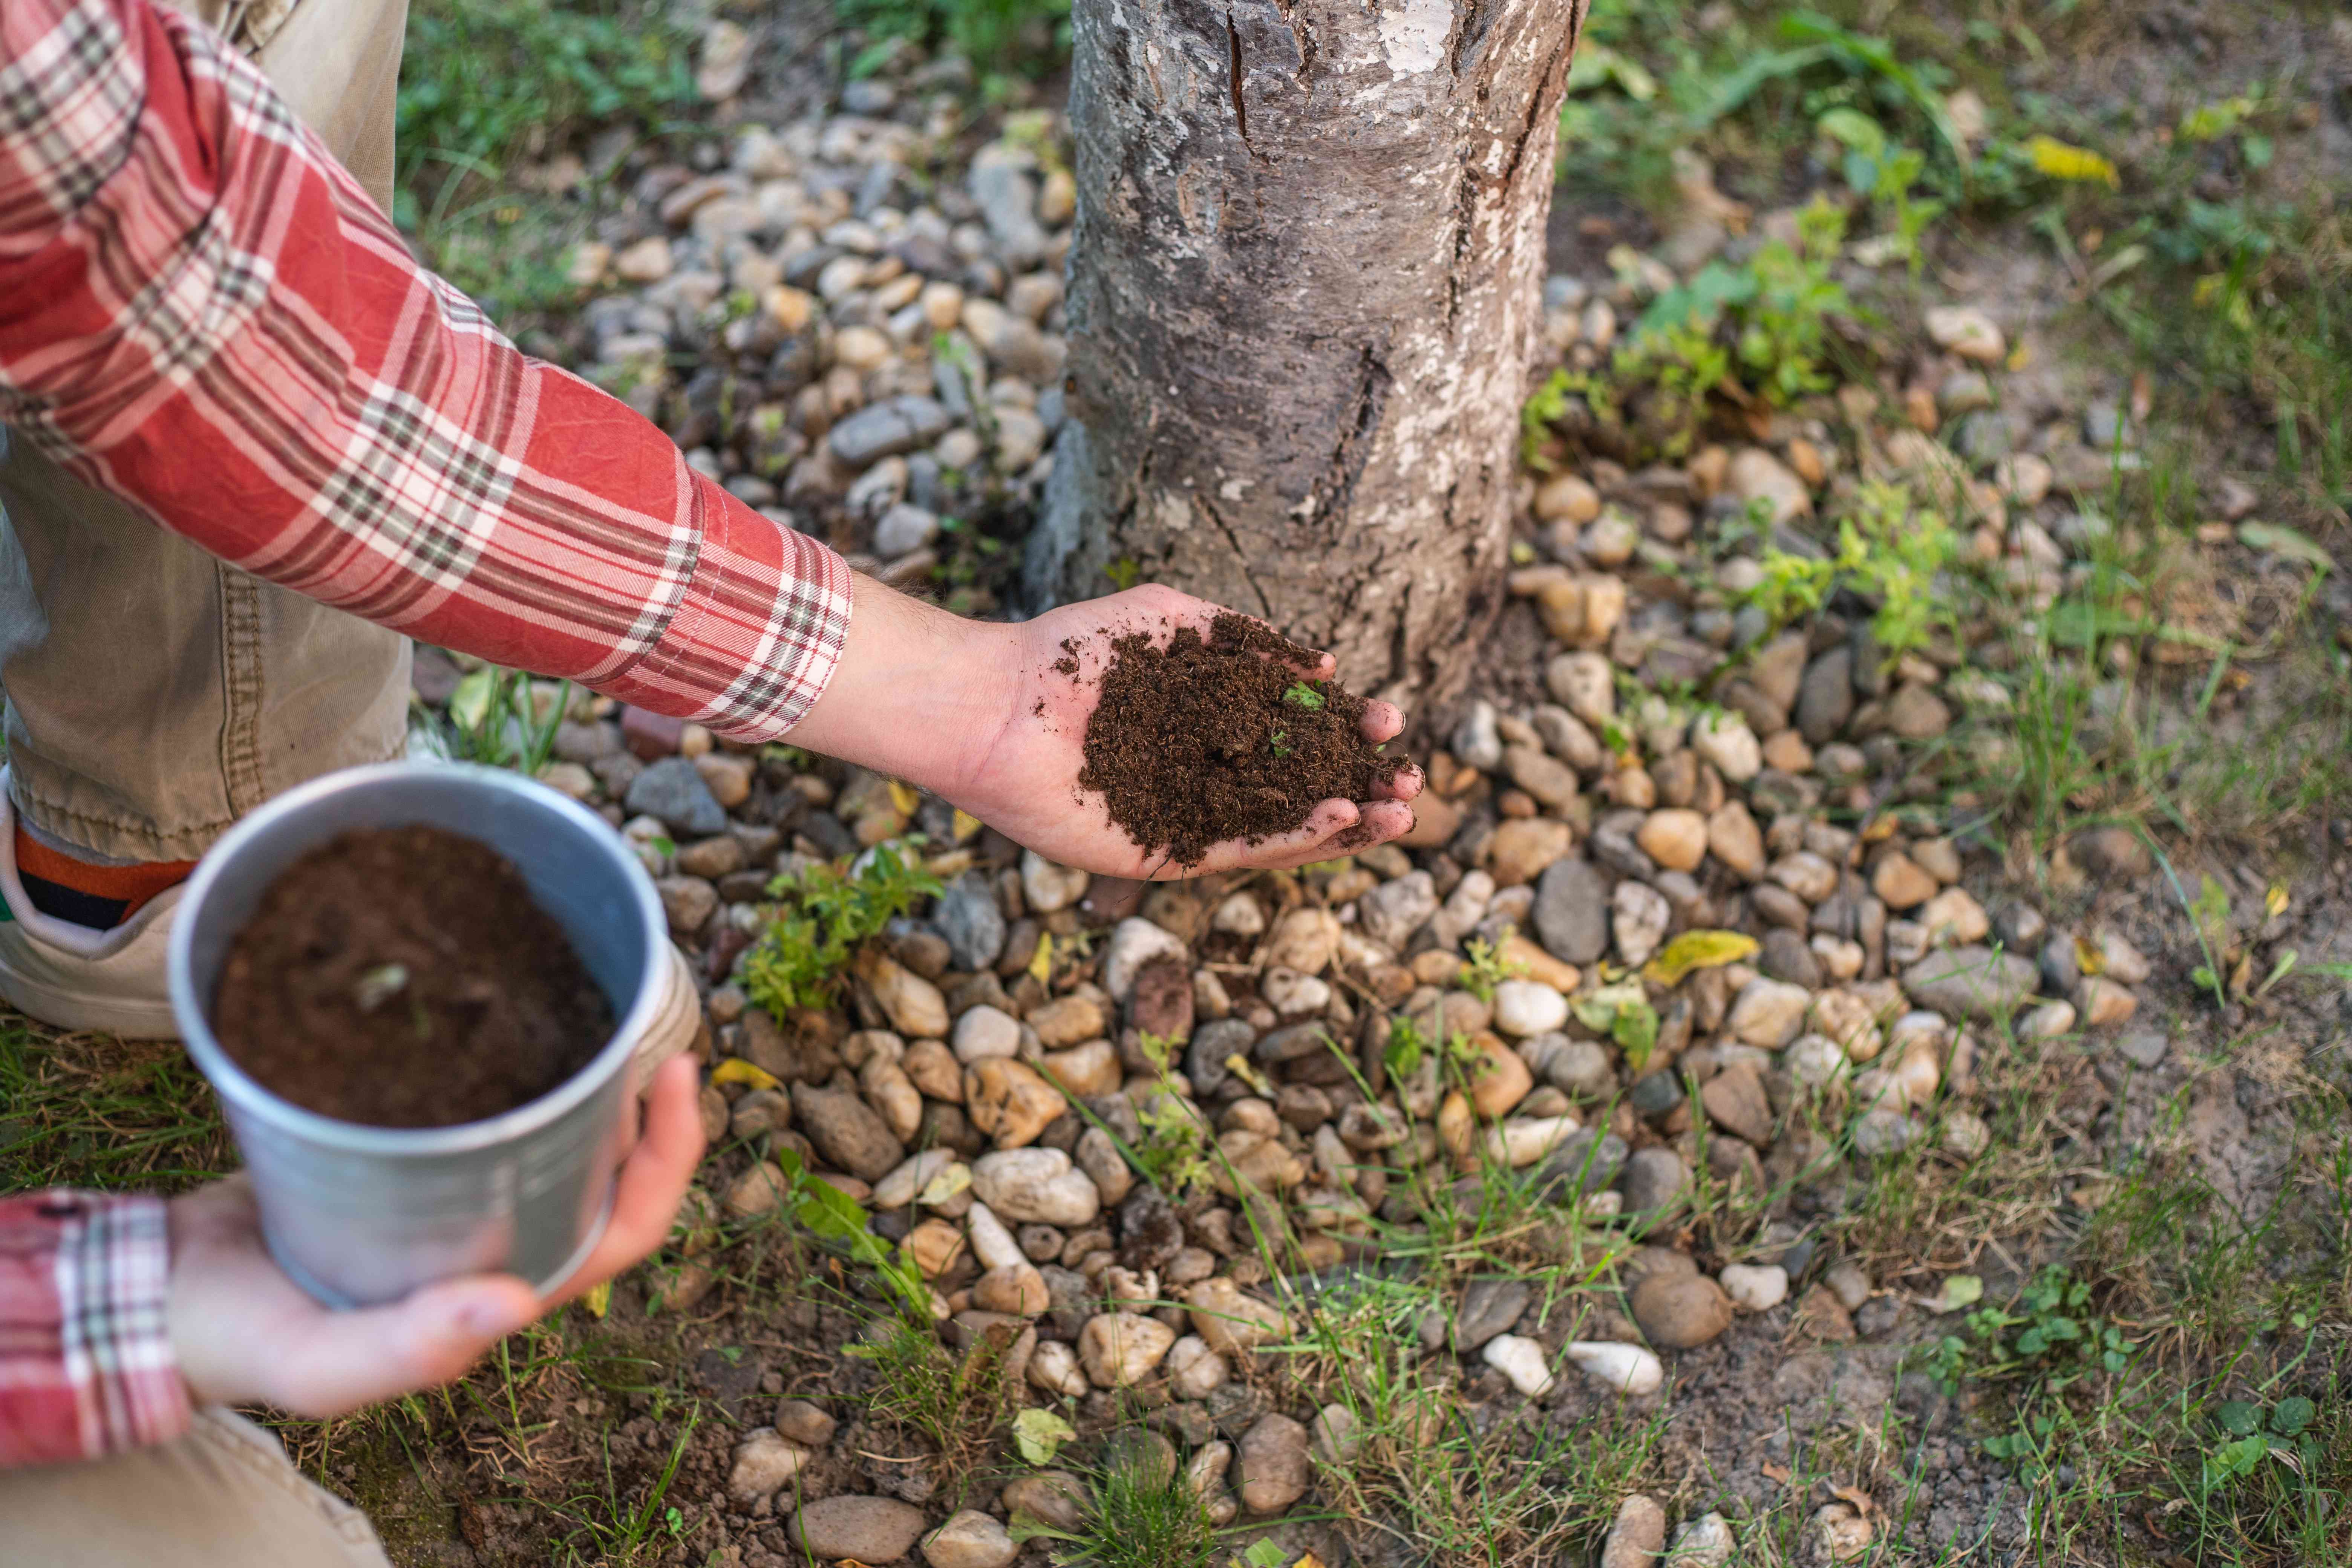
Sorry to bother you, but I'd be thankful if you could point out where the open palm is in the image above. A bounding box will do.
[945,585,1423,879]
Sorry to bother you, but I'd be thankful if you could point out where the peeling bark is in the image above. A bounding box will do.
[1028,0,1586,707]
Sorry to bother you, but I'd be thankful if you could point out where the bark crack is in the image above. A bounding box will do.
[1198,492,1276,619]
[1449,0,1491,79]
[1493,16,1581,198]
[1306,346,1393,525]
[1224,14,1269,162]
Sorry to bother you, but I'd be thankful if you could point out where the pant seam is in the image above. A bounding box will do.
[219,565,266,816]
[11,773,243,841]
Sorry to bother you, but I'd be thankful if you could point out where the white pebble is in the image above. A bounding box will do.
[1490,979,1570,1038]
[1719,1263,1790,1312]
[1481,1334,1557,1398]
[1564,1341,1664,1396]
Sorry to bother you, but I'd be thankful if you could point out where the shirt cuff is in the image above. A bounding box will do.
[597,473,854,741]
[0,1190,192,1467]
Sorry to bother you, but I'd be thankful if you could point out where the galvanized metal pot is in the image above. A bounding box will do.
[168,761,665,1308]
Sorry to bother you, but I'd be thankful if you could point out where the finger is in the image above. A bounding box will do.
[1358,699,1406,744]
[541,1055,705,1306]
[1175,799,1362,877]
[1375,762,1425,803]
[265,1274,541,1418]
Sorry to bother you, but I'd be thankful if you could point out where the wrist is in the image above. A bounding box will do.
[780,575,1021,799]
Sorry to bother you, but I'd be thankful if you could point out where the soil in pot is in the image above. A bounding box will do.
[1076,611,1407,868]
[212,824,615,1127]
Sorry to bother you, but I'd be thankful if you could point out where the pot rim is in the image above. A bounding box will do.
[167,760,667,1157]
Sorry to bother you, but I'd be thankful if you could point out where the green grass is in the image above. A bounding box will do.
[1031,1442,1218,1568]
[0,1019,229,1192]
[395,0,695,319]
[854,1307,1020,1499]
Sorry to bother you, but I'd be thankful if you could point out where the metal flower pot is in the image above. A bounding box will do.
[168,761,665,1308]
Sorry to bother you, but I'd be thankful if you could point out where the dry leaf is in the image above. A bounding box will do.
[887,780,920,817]
[710,1057,782,1091]
[1642,929,1760,986]
[1832,1483,1876,1516]
[951,808,983,842]
[1027,933,1054,985]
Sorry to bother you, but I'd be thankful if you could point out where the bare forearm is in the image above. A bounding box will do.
[780,576,1022,798]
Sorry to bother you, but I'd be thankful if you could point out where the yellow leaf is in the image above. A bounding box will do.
[887,779,920,817]
[710,1057,781,1091]
[2025,135,2119,188]
[1027,933,1053,986]
[951,808,983,842]
[1642,929,1760,986]
[917,1162,971,1206]
[1225,1054,1274,1097]
[2074,936,2104,977]
[582,1281,611,1320]
[2265,884,2289,919]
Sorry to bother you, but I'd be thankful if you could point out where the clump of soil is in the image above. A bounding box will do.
[1077,612,1406,867]
[213,825,615,1128]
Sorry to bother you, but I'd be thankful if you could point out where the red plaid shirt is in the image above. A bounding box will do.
[0,0,856,1463]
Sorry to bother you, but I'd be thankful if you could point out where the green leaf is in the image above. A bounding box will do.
[1241,1544,1290,1568]
[1611,996,1661,1068]
[2271,1396,2315,1436]
[1281,682,1327,710]
[2236,521,2334,572]
[1929,1274,1984,1314]
[2218,1400,2262,1436]
[447,665,496,731]
[1012,1407,1076,1465]
[1817,107,1888,161]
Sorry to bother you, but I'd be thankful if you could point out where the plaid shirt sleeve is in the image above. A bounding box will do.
[0,0,852,739]
[0,1191,190,1466]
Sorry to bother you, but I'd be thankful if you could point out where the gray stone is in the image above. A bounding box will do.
[2114,1028,2169,1068]
[969,152,1047,268]
[2039,934,2081,999]
[787,1495,928,1562]
[1187,1017,1256,1096]
[1533,858,1609,964]
[1760,926,1823,989]
[1359,870,1439,949]
[935,872,1008,971]
[873,502,940,556]
[828,395,952,468]
[1450,700,1504,772]
[625,756,726,837]
[1628,1071,1683,1117]
[1617,1146,1689,1215]
[1902,946,2041,1021]
[1797,647,1855,744]
[1528,1034,1615,1098]
[1531,1129,1628,1200]
[1453,1279,1529,1352]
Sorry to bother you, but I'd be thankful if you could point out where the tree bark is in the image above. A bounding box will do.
[1026,0,1585,706]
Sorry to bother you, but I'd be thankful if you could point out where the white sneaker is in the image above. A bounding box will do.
[0,779,182,1038]
[0,772,709,1068]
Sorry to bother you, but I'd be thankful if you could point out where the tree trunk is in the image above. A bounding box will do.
[1026,0,1586,706]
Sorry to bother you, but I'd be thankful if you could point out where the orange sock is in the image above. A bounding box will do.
[13,825,194,931]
